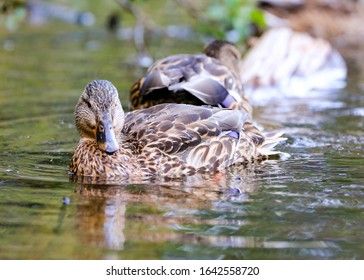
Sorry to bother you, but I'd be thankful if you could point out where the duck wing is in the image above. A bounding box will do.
[123,104,248,170]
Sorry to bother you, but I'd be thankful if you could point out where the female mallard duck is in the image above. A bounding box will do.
[129,40,252,117]
[69,80,284,180]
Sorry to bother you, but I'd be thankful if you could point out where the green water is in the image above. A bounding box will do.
[1,17,364,259]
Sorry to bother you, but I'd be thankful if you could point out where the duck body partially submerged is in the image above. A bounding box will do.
[69,80,285,180]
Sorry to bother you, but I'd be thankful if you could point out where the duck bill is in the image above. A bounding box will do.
[96,112,119,154]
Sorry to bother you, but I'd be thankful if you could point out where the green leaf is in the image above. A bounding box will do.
[250,8,266,28]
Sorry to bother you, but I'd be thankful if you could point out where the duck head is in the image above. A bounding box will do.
[74,80,124,154]
[203,39,242,75]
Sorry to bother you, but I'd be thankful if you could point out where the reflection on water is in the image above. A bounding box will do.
[70,163,358,260]
[1,19,364,259]
[73,172,262,259]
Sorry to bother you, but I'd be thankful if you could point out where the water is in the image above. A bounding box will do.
[0,22,364,260]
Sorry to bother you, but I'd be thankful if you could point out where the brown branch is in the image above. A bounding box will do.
[115,0,156,30]
[115,0,158,53]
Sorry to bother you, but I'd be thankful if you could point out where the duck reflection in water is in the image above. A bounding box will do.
[73,163,273,255]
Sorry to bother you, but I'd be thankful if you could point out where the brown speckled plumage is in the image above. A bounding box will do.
[129,40,252,117]
[70,80,285,180]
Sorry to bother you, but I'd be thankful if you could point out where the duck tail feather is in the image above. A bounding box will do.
[258,131,288,157]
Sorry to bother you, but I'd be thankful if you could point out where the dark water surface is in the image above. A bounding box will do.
[0,24,363,260]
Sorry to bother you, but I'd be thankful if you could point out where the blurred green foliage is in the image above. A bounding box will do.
[0,0,265,43]
[199,0,265,42]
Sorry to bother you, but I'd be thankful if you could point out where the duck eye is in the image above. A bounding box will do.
[82,98,92,109]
